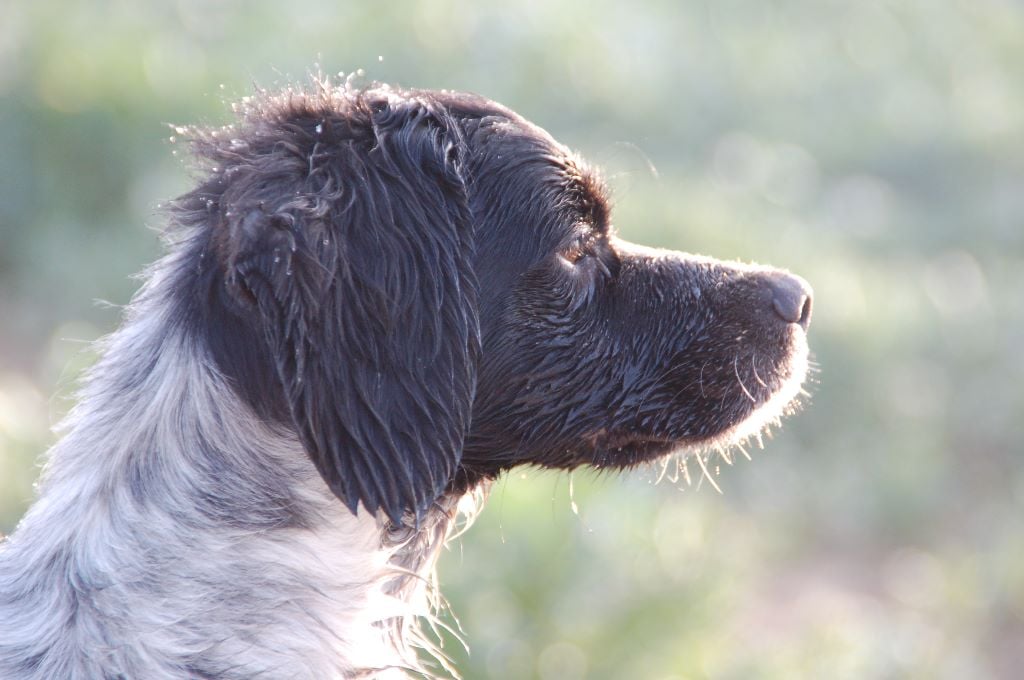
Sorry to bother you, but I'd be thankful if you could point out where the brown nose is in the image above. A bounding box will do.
[765,272,813,330]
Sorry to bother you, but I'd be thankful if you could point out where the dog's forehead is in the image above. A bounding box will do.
[428,91,610,229]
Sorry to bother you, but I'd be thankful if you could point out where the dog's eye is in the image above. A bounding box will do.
[560,232,598,265]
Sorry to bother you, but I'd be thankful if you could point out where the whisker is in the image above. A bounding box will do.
[734,356,756,403]
[736,442,752,461]
[751,352,768,388]
[694,452,723,494]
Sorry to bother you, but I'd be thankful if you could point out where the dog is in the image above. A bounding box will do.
[0,80,812,679]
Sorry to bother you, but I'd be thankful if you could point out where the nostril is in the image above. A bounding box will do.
[766,273,813,330]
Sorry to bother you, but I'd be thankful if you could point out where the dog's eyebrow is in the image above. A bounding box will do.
[562,159,611,234]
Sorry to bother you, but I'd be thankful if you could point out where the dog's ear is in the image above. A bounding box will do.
[216,98,478,524]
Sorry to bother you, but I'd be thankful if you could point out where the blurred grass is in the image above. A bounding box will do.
[1,0,1023,678]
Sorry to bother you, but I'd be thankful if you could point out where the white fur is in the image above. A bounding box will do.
[0,251,458,679]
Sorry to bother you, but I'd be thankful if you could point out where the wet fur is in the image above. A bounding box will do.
[0,81,811,678]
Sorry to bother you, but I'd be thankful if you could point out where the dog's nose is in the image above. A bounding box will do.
[765,272,813,330]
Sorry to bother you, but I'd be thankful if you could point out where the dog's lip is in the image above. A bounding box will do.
[598,431,674,448]
[589,342,809,458]
[586,430,680,461]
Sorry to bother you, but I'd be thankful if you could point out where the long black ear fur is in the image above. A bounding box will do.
[196,89,478,524]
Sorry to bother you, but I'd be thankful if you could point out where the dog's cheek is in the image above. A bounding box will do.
[469,278,624,457]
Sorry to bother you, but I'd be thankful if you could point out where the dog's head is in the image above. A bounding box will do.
[173,83,811,524]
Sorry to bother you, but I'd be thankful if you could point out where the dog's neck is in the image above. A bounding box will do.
[0,288,464,679]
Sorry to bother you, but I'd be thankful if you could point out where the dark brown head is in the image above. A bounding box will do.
[169,83,812,523]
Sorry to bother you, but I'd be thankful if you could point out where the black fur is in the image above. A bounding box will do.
[169,83,811,524]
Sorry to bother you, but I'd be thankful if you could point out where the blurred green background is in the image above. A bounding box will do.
[2,0,1023,678]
